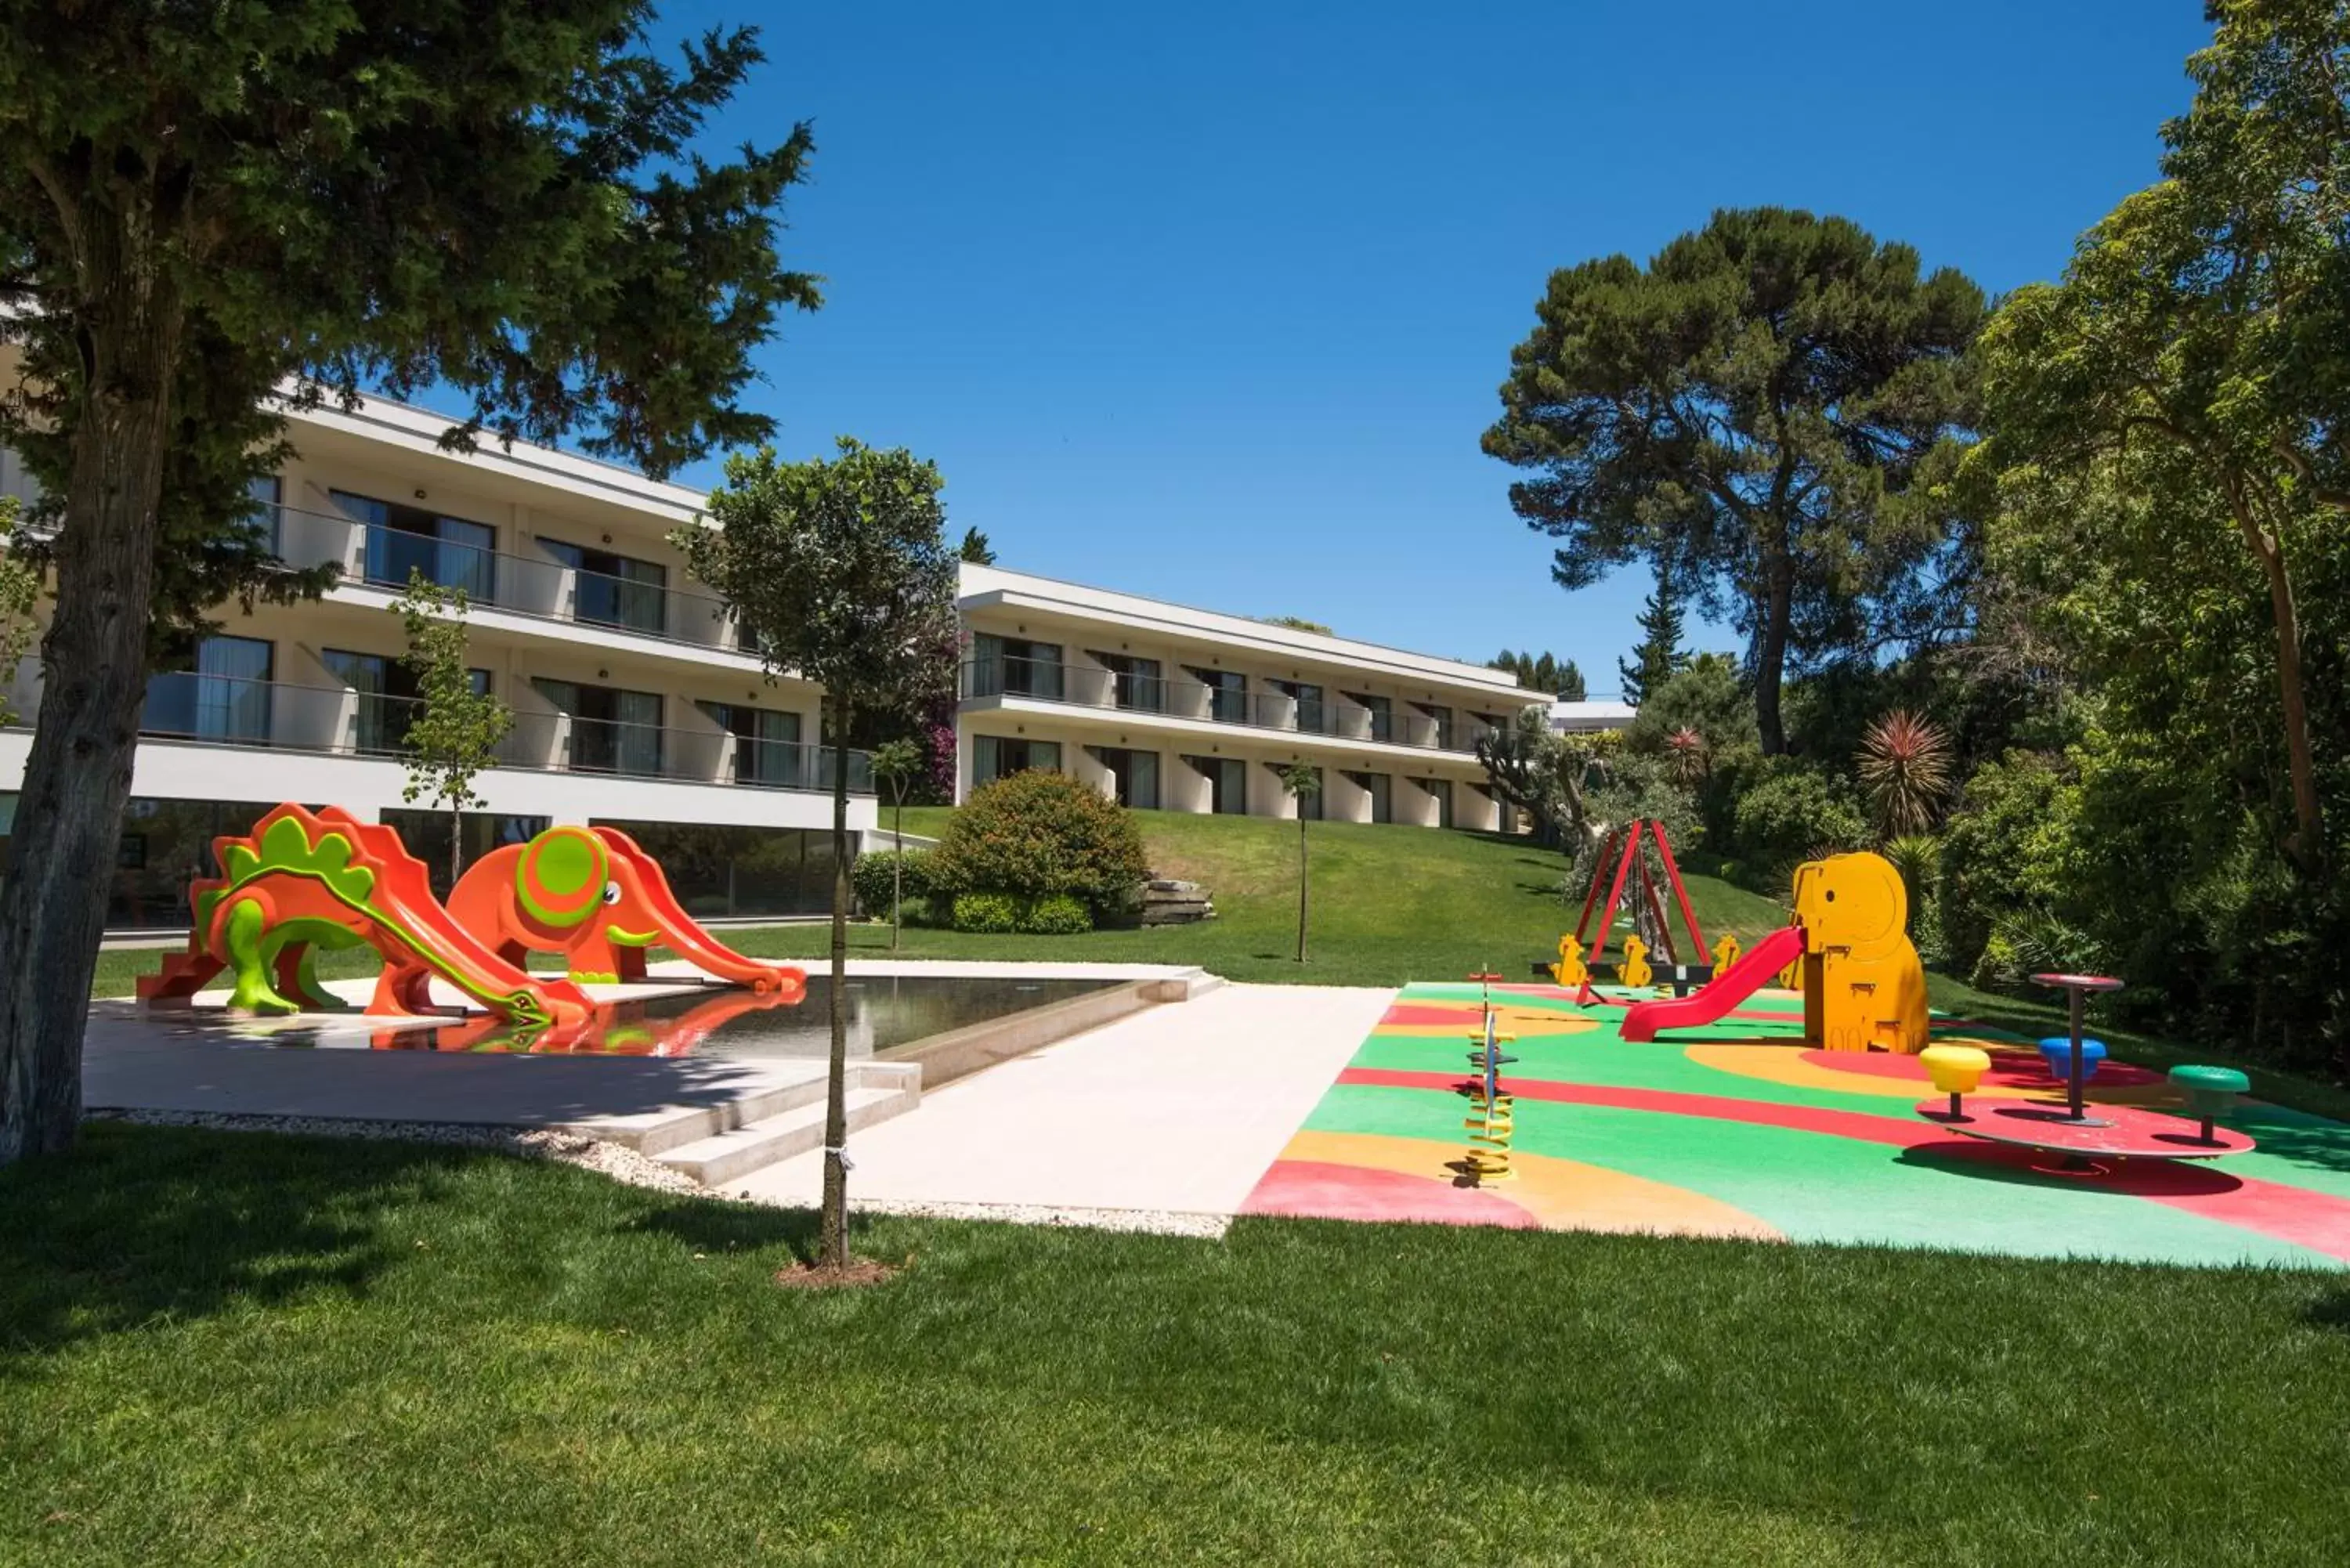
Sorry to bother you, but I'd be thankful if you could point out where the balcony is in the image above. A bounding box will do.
[958,656,1491,754]
[5,672,873,795]
[265,502,747,656]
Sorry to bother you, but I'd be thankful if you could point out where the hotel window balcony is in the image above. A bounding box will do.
[260,498,741,653]
[0,674,872,796]
[958,654,1480,753]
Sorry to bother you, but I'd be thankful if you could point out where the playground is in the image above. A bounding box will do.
[1244,829,2350,1268]
[1243,979,2350,1266]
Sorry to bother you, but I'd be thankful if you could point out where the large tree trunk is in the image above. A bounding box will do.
[1752,543,1794,756]
[818,694,852,1268]
[0,267,181,1166]
[2229,486,2323,864]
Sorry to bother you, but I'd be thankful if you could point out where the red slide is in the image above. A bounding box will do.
[1619,924,1807,1042]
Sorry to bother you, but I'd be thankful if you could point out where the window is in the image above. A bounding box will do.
[701,702,805,787]
[145,635,273,745]
[541,538,668,636]
[1088,746,1160,809]
[322,649,490,753]
[380,810,550,898]
[248,475,283,556]
[535,678,663,776]
[97,797,286,928]
[1350,771,1393,825]
[1346,691,1394,742]
[1270,678,1327,735]
[973,734,1061,786]
[1088,651,1165,713]
[336,489,497,602]
[1188,666,1249,724]
[1184,754,1249,815]
[972,633,1064,700]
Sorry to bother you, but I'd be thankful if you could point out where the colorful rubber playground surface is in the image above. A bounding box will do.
[1242,981,2350,1268]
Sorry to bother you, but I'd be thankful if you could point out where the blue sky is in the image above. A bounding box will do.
[642,1,2213,690]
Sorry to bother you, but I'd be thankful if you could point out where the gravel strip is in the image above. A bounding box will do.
[90,1109,1233,1238]
[826,1198,1230,1240]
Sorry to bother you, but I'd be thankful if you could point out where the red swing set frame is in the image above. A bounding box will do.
[1571,818,1708,972]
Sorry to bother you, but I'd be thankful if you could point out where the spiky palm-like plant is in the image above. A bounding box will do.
[1664,725,1708,789]
[1858,710,1953,836]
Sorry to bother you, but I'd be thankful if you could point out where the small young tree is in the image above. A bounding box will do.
[867,738,924,948]
[1280,763,1321,962]
[393,573,512,888]
[0,502,34,728]
[1618,560,1687,706]
[676,439,958,1274]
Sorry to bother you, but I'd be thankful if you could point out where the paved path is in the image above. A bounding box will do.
[734,983,1394,1217]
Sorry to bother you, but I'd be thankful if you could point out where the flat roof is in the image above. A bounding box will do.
[960,562,1535,700]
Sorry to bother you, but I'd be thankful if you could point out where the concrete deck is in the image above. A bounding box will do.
[83,958,1213,1135]
[732,983,1394,1217]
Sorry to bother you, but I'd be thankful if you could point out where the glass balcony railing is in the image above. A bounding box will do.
[0,674,874,795]
[262,502,740,652]
[957,656,1485,753]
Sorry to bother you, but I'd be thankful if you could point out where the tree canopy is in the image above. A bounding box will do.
[679,439,960,724]
[1976,0,2350,864]
[0,2,819,1164]
[1488,649,1587,700]
[1484,207,1985,754]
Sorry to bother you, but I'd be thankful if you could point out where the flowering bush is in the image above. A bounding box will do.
[931,770,1148,909]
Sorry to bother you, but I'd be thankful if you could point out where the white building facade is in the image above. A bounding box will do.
[0,395,872,931]
[953,565,1542,830]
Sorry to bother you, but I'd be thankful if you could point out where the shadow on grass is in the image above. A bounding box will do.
[0,1120,487,1364]
[623,1200,884,1266]
[2303,1288,2350,1335]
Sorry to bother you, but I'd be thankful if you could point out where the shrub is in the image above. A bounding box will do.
[1020,893,1094,935]
[1726,762,1869,887]
[851,847,934,915]
[1935,753,2072,981]
[931,770,1148,907]
[950,891,1022,934]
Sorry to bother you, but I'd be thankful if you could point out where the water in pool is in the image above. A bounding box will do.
[232,974,1113,1058]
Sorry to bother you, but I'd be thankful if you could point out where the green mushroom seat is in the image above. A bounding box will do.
[2169,1065,2251,1143]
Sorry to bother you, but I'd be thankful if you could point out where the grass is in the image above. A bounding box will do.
[3,1121,2347,1565]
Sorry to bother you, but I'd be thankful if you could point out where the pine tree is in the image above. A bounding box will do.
[1618,562,1687,706]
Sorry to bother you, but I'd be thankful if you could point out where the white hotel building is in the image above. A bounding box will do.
[1,398,1538,930]
[954,565,1539,829]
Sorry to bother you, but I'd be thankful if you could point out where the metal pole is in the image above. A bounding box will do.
[2068,985,2085,1120]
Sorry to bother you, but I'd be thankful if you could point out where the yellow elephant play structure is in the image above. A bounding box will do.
[1790,851,1929,1053]
[1619,850,1929,1053]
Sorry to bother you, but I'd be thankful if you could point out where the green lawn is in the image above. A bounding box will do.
[741,810,1791,986]
[3,1122,2345,1565]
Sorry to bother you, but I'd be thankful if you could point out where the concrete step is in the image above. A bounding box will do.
[584,1060,920,1158]
[653,1074,922,1187]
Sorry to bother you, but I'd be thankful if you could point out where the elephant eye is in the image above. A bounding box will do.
[602,881,622,906]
